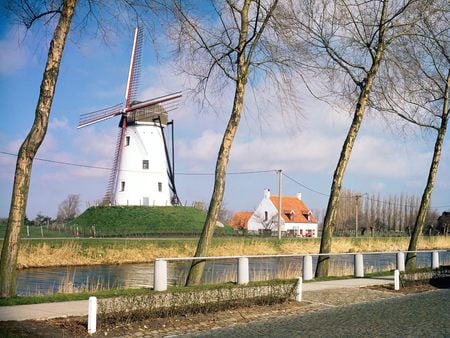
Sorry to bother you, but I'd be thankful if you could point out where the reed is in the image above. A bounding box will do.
[14,236,449,269]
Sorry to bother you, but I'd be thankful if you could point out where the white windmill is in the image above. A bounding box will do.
[77,27,182,206]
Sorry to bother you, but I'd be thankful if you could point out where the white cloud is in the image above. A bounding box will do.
[0,27,28,75]
[350,135,431,179]
[177,130,223,170]
[49,117,69,130]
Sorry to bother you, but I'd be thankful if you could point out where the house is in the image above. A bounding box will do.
[230,189,318,237]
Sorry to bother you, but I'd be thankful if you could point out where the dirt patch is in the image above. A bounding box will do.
[0,284,443,337]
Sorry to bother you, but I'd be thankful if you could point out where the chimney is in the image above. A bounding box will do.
[296,192,302,200]
[264,188,271,199]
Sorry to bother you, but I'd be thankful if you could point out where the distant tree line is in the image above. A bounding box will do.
[333,189,444,236]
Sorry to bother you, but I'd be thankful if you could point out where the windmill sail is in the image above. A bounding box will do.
[77,103,123,129]
[106,27,144,203]
[125,26,143,108]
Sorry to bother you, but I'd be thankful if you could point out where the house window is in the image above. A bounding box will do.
[120,181,125,192]
[158,182,162,192]
[264,211,268,221]
[125,136,130,146]
[142,160,149,169]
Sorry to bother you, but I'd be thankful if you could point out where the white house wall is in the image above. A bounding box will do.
[113,122,171,206]
[247,197,283,232]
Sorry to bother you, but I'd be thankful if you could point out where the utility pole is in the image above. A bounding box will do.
[278,169,282,240]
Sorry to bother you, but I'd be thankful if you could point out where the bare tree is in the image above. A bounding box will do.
[57,194,81,222]
[163,0,302,285]
[279,0,425,276]
[372,0,449,269]
[0,0,77,297]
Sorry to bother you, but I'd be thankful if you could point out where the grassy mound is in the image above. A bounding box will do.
[69,206,233,237]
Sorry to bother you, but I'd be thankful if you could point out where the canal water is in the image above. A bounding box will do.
[16,251,450,296]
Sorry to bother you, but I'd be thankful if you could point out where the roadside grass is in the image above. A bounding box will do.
[0,224,73,239]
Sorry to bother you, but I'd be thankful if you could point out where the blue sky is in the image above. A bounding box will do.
[0,9,449,220]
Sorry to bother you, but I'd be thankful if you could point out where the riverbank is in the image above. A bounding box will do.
[11,236,450,269]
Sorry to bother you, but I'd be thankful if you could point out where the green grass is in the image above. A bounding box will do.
[68,205,234,237]
[0,223,74,239]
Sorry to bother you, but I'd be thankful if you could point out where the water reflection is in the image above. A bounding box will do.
[16,251,449,296]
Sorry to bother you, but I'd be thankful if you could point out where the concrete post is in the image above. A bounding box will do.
[432,251,439,270]
[303,255,313,281]
[238,257,249,285]
[88,296,97,334]
[354,253,364,278]
[396,252,405,272]
[394,270,400,291]
[295,277,303,302]
[154,260,168,291]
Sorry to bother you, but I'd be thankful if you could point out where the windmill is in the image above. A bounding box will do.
[78,27,182,206]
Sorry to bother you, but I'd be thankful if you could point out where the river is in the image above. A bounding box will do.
[16,251,449,296]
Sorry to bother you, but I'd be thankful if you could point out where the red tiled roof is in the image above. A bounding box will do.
[269,196,317,223]
[229,211,253,229]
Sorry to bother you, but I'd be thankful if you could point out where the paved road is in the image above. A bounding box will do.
[186,289,450,338]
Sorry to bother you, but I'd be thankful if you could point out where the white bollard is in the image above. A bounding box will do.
[396,252,405,272]
[238,257,249,285]
[394,269,400,291]
[295,277,303,302]
[88,296,97,334]
[432,251,439,270]
[354,253,364,278]
[154,260,168,291]
[303,255,313,281]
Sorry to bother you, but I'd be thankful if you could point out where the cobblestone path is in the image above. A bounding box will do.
[185,289,450,337]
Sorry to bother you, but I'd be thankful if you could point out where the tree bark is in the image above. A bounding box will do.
[315,0,389,277]
[406,69,449,270]
[185,1,251,286]
[0,0,77,297]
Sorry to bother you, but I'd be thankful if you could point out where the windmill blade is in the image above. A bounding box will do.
[78,103,123,128]
[104,117,127,203]
[127,92,182,113]
[125,27,144,108]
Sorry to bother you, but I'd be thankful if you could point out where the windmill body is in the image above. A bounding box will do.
[114,115,171,206]
[78,27,181,206]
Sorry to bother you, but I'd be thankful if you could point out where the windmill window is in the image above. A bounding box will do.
[125,136,130,146]
[158,182,162,192]
[120,181,125,192]
[142,160,149,169]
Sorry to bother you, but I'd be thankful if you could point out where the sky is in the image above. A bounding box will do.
[0,7,449,221]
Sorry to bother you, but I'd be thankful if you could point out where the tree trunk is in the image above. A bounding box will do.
[315,0,389,278]
[0,0,77,297]
[406,70,449,271]
[185,1,252,286]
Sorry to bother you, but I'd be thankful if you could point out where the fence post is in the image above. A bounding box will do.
[432,251,439,270]
[295,277,303,302]
[303,255,313,281]
[396,252,405,272]
[88,296,97,334]
[354,253,364,278]
[394,270,400,291]
[238,257,249,285]
[154,260,168,291]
